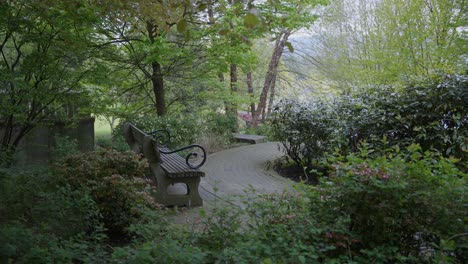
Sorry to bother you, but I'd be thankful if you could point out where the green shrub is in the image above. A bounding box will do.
[338,74,467,161]
[54,149,159,237]
[114,111,237,153]
[271,74,467,173]
[195,207,244,261]
[0,149,168,262]
[114,114,202,149]
[52,135,80,160]
[204,112,237,139]
[111,238,206,264]
[244,123,273,139]
[96,136,130,152]
[2,145,464,262]
[0,147,15,168]
[0,169,103,238]
[228,193,343,263]
[0,168,108,263]
[177,145,464,263]
[195,112,236,153]
[270,99,343,172]
[0,224,108,263]
[312,144,467,262]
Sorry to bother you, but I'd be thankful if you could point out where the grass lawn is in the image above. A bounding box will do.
[94,116,114,139]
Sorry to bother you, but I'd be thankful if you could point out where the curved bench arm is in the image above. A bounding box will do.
[159,144,207,169]
[147,129,171,146]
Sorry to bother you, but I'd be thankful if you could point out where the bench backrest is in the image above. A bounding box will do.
[123,122,161,164]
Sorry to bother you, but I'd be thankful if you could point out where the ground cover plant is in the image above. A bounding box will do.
[1,144,466,263]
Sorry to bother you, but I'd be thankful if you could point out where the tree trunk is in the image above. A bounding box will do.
[151,61,166,116]
[146,21,166,116]
[230,63,237,97]
[1,115,14,151]
[266,76,276,117]
[252,29,291,126]
[246,71,255,115]
[229,63,239,132]
[0,122,32,167]
[227,0,240,131]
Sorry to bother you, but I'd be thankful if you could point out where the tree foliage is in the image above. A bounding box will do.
[310,0,467,88]
[0,0,106,162]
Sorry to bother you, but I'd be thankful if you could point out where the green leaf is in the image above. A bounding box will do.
[285,42,294,53]
[198,209,206,218]
[198,3,207,11]
[184,30,190,42]
[177,19,187,33]
[219,29,229,35]
[244,13,260,28]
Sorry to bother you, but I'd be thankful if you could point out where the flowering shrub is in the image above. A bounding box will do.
[238,111,252,122]
[54,149,159,236]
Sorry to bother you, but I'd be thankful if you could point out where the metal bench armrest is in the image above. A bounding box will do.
[159,144,207,169]
[147,129,171,146]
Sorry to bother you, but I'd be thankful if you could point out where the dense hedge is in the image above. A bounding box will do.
[271,74,467,173]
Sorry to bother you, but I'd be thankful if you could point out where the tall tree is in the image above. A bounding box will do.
[251,0,328,125]
[310,0,467,89]
[0,0,104,163]
[100,0,207,117]
[203,0,263,131]
[254,28,292,124]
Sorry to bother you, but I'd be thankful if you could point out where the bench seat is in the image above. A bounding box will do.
[123,123,206,207]
[160,146,205,178]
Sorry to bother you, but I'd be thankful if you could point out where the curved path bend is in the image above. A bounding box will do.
[200,142,294,202]
[170,142,296,224]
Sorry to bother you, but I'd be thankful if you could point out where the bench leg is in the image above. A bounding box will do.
[185,177,203,207]
[148,164,168,204]
[150,164,203,207]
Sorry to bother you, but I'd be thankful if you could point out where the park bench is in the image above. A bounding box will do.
[123,122,206,207]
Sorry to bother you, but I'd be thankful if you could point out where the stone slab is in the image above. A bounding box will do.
[232,133,266,144]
